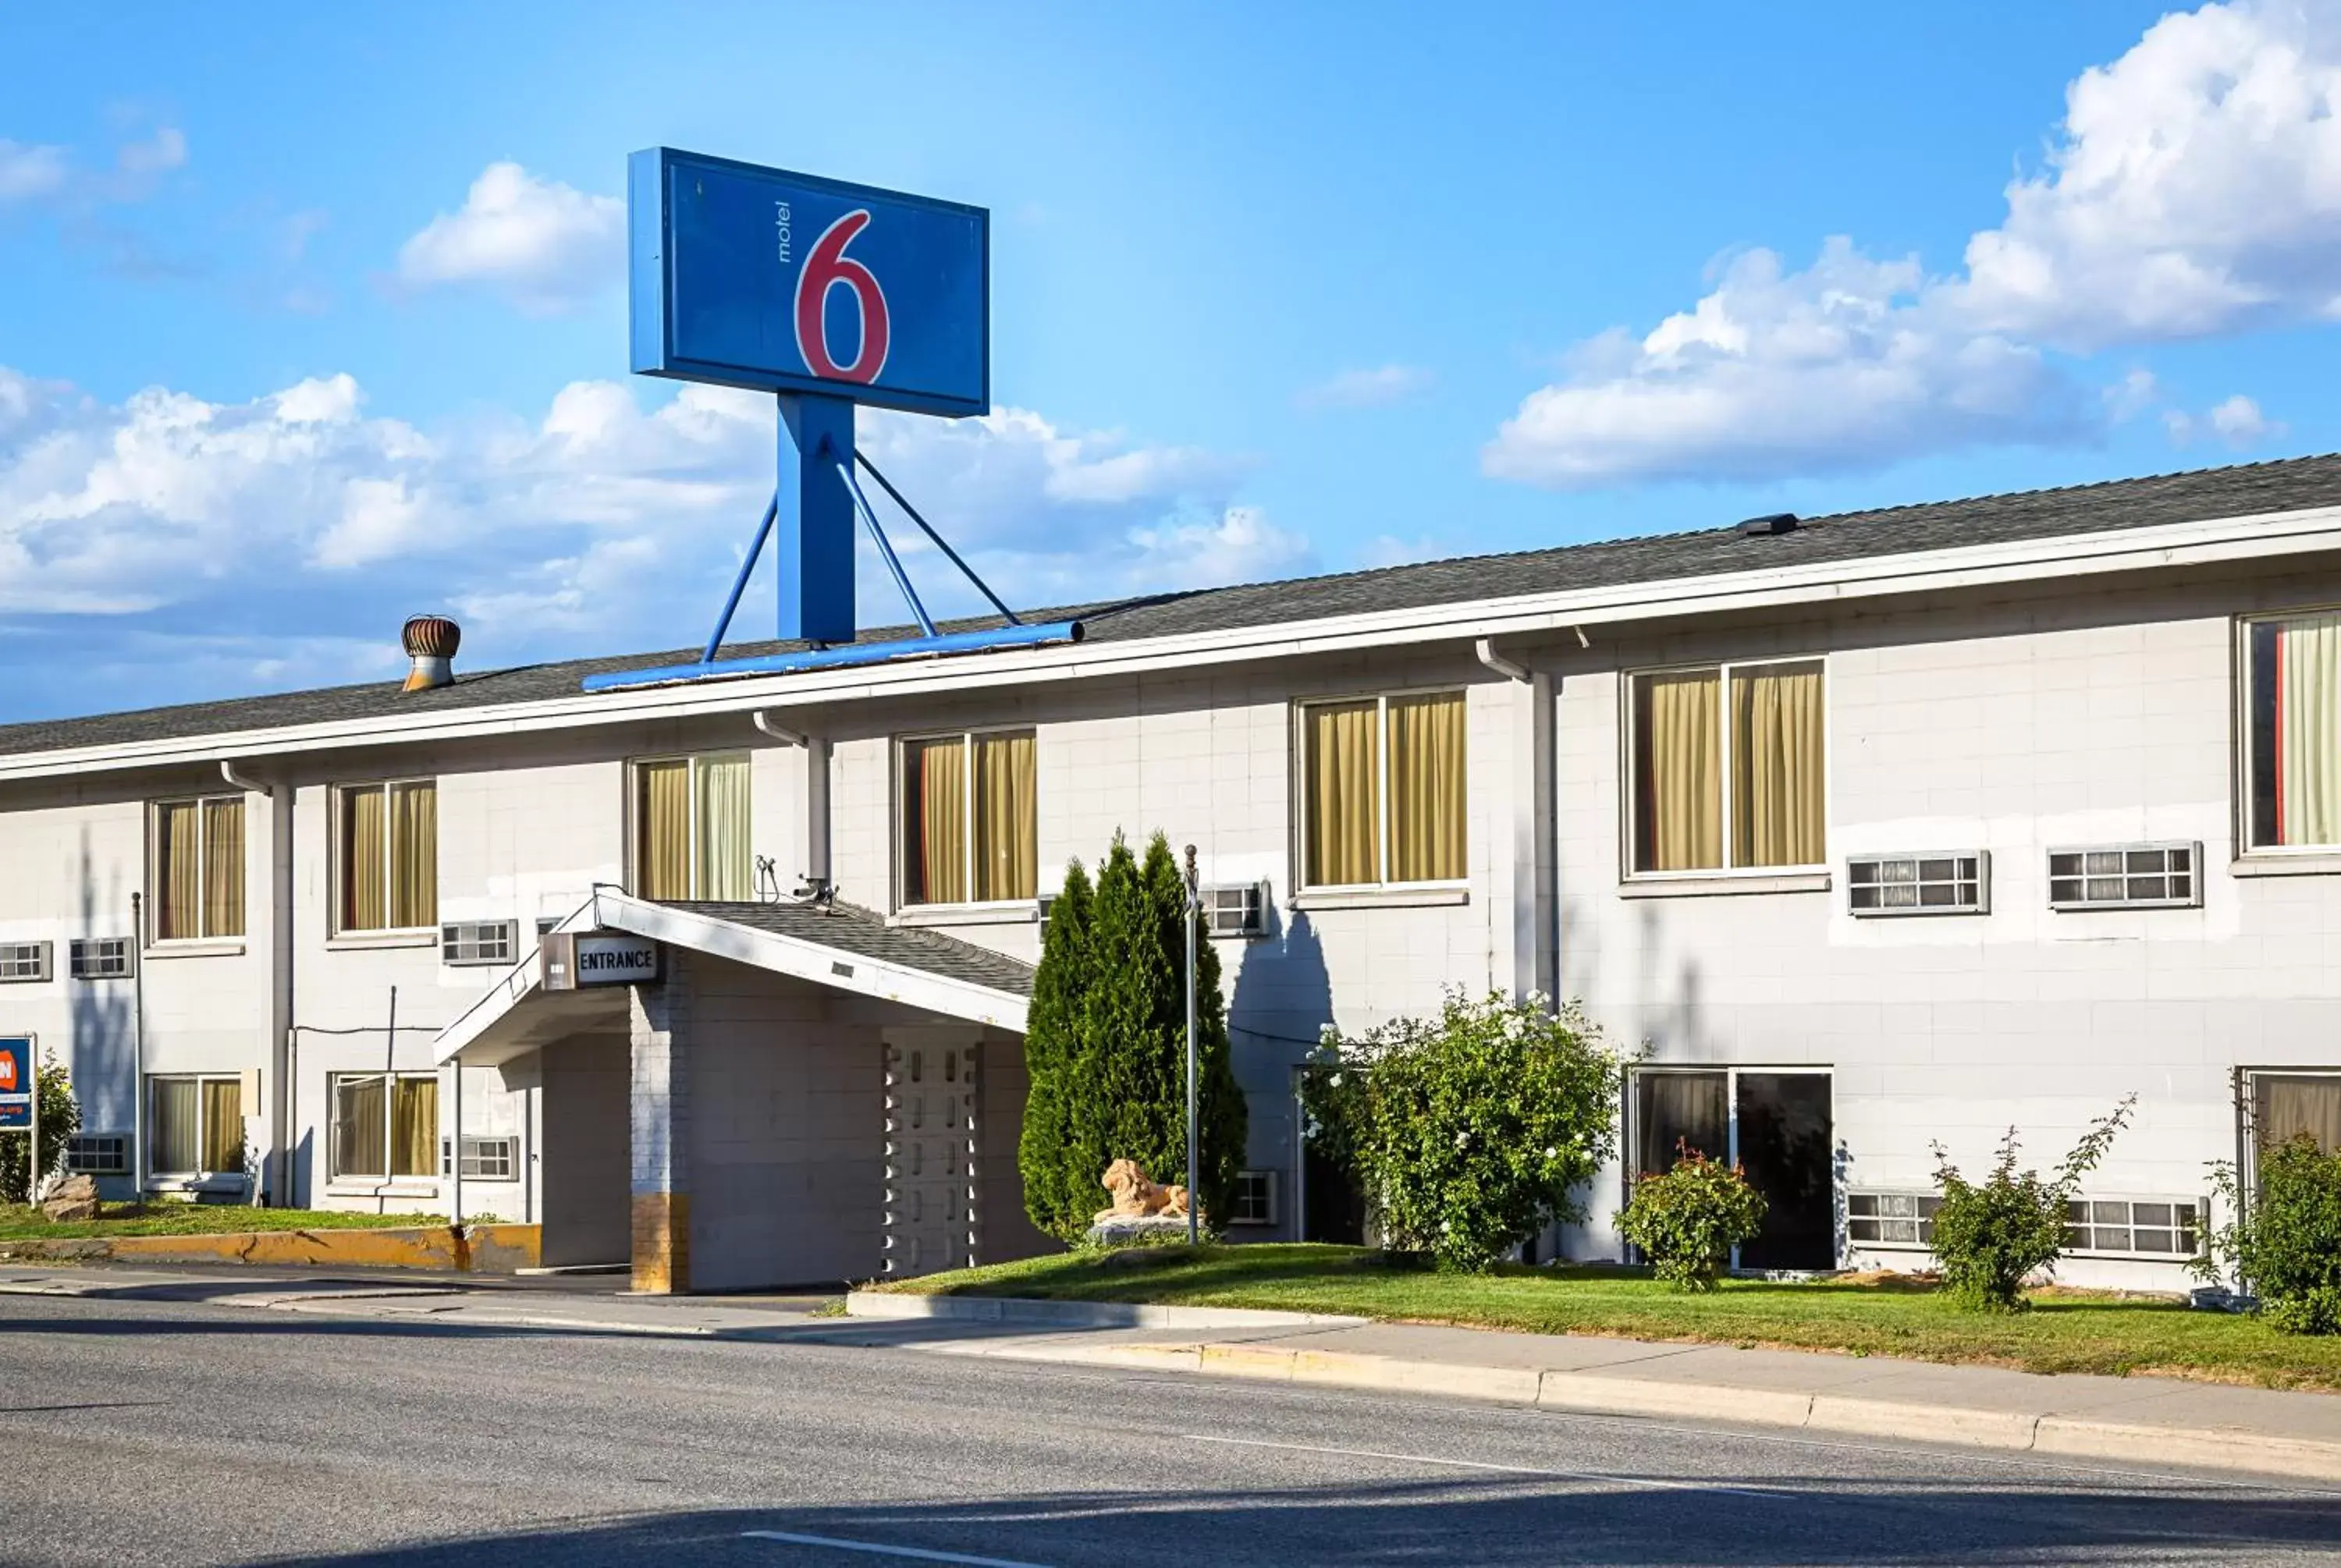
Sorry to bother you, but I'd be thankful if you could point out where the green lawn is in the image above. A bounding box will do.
[879,1243,2341,1392]
[0,1204,447,1242]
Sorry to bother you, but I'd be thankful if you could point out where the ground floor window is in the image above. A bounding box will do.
[1629,1068,1835,1270]
[149,1075,243,1176]
[331,1073,439,1180]
[1228,1170,1277,1227]
[2250,1071,2341,1155]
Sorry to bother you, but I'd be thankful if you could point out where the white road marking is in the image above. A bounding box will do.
[739,1529,1054,1566]
[1182,1432,1787,1501]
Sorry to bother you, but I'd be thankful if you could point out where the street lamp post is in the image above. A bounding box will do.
[1184,843,1200,1248]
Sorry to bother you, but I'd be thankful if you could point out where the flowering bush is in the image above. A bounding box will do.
[1303,990,1625,1272]
[1616,1148,1767,1291]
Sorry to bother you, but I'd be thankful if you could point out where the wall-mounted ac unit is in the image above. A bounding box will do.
[441,920,518,967]
[1203,882,1269,939]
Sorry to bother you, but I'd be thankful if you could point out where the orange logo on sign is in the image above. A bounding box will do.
[0,1054,15,1091]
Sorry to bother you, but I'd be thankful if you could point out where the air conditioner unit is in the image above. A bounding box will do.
[1202,882,1268,939]
[441,920,518,967]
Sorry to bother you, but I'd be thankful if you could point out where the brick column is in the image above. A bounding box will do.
[629,953,691,1293]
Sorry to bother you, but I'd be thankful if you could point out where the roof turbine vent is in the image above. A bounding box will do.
[400,614,461,694]
[1738,512,1799,537]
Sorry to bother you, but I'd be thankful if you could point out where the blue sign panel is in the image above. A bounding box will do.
[630,147,989,418]
[0,1037,30,1132]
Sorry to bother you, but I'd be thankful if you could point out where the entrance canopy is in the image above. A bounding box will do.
[435,891,1034,1067]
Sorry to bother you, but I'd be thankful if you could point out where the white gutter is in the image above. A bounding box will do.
[432,892,1028,1065]
[1474,638,1532,684]
[10,502,2341,784]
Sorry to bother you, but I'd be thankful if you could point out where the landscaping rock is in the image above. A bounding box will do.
[38,1175,101,1224]
[1083,1214,1195,1248]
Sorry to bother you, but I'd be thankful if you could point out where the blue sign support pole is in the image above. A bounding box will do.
[777,394,858,646]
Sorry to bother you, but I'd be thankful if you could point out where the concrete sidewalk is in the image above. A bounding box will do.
[8,1265,2339,1485]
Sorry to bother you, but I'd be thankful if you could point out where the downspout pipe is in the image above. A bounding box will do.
[130,891,145,1201]
[222,761,294,1207]
[1475,640,1558,1007]
[750,712,831,885]
[1474,637,1532,685]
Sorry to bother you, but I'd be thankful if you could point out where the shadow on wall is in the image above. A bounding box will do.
[70,828,136,1136]
[1227,906,1333,1241]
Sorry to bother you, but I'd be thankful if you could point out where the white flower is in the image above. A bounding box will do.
[1543,1146,1558,1158]
[1327,1073,1343,1087]
[1455,1131,1469,1148]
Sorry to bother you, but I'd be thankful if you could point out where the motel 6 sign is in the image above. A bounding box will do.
[629,147,988,418]
[627,147,989,647]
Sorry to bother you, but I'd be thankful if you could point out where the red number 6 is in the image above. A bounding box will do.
[794,209,890,385]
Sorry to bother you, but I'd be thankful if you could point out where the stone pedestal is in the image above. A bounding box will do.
[1083,1214,1194,1247]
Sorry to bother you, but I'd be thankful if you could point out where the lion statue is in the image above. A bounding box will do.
[1094,1158,1190,1223]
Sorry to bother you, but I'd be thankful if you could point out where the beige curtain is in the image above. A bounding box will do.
[2258,1075,2341,1154]
[636,760,691,900]
[1732,661,1825,868]
[151,1078,200,1174]
[905,737,967,904]
[973,731,1037,902]
[201,1079,243,1172]
[1636,671,1721,871]
[335,1075,385,1178]
[1388,692,1465,882]
[389,782,435,928]
[695,754,752,900]
[1306,701,1380,886]
[155,800,201,940]
[2279,614,2341,846]
[340,786,385,931]
[204,797,245,938]
[393,1077,439,1177]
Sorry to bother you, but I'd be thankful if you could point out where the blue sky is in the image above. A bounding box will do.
[3,2,2337,721]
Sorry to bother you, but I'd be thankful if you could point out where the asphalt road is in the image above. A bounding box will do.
[2,1290,2338,1566]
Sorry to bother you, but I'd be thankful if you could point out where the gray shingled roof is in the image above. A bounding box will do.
[9,452,2341,761]
[662,899,1035,998]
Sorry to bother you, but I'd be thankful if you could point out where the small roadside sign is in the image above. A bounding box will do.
[0,1036,31,1132]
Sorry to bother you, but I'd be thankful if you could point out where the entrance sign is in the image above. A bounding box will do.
[629,147,988,418]
[542,931,662,992]
[0,1035,30,1132]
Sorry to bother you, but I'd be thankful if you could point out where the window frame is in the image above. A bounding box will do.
[327,1070,442,1183]
[0,940,52,983]
[1229,1169,1279,1227]
[145,1073,243,1179]
[64,1133,129,1176]
[893,725,1040,912]
[329,777,438,936]
[2236,608,2341,857]
[2238,1065,2341,1193]
[442,1133,520,1182]
[624,751,754,902]
[147,793,247,946]
[1622,655,1830,882]
[2044,842,2201,911]
[1294,688,1470,893]
[68,937,134,981]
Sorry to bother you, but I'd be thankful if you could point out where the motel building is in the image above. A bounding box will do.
[7,456,2341,1291]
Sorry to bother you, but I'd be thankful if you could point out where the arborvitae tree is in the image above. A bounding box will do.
[1018,858,1098,1240]
[1016,832,1249,1241]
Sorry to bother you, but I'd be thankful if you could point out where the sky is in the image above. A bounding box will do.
[5,2,2341,722]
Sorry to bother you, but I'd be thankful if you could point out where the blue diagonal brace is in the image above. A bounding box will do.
[702,491,780,664]
[854,450,1022,626]
[837,460,936,639]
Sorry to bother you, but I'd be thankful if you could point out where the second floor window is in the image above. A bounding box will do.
[2247,611,2341,850]
[337,780,436,932]
[153,795,244,941]
[1631,659,1824,874]
[632,754,751,901]
[901,729,1036,906]
[1301,690,1467,889]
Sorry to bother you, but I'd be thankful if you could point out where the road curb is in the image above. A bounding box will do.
[844,1290,1367,1332]
[849,1293,2341,1484]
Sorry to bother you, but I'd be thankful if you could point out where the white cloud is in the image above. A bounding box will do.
[115,126,186,178]
[0,368,1285,711]
[2166,392,2286,446]
[1483,241,2081,487]
[395,161,624,314]
[0,140,66,202]
[1296,364,1435,411]
[1484,1,2339,489]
